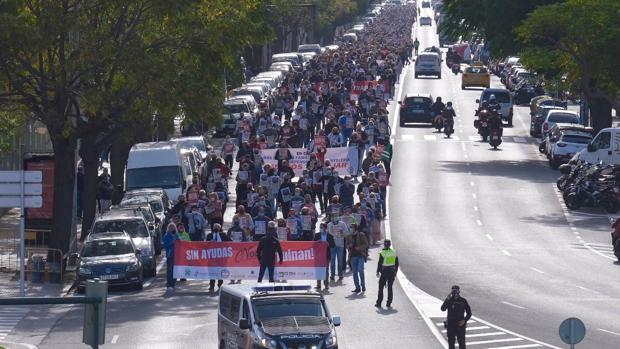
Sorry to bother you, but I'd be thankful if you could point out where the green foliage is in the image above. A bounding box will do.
[517,0,620,106]
[439,0,561,56]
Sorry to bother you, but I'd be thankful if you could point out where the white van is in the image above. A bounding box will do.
[575,127,620,165]
[415,52,441,78]
[126,141,190,203]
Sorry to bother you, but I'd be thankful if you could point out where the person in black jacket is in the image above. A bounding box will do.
[441,285,472,349]
[206,224,230,291]
[256,222,283,282]
[314,222,335,290]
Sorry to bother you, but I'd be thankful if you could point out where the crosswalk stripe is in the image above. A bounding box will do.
[513,136,527,143]
[401,134,415,140]
[468,338,523,346]
[467,331,506,338]
[469,136,480,141]
[424,135,436,141]
[488,344,542,349]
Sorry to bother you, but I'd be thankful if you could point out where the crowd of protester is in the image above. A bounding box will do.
[161,4,417,292]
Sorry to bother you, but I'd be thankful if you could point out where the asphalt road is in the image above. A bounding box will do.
[389,13,620,349]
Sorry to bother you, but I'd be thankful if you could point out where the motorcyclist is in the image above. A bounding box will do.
[488,107,503,131]
[611,218,620,257]
[432,97,446,131]
[442,102,456,136]
[487,94,501,116]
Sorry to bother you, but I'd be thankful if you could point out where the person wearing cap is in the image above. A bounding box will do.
[314,222,335,290]
[441,285,472,349]
[186,204,207,241]
[256,221,284,283]
[375,239,398,308]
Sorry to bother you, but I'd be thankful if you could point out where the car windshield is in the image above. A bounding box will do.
[93,219,150,238]
[405,98,430,107]
[253,298,325,321]
[418,55,437,62]
[561,135,591,144]
[482,92,510,103]
[466,67,488,74]
[122,198,162,214]
[126,166,181,190]
[82,239,134,257]
[174,139,206,152]
[549,114,578,123]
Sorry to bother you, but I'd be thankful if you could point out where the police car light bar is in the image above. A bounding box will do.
[252,285,312,293]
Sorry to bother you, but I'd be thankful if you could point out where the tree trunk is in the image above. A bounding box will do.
[110,138,132,204]
[589,97,612,134]
[79,136,101,242]
[48,135,76,255]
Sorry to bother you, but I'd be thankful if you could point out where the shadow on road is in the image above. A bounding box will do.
[437,159,555,183]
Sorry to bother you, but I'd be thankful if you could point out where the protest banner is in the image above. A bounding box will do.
[260,147,358,177]
[173,241,329,280]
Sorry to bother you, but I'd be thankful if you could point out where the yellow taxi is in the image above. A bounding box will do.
[461,63,490,89]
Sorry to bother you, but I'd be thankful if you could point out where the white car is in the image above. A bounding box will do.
[414,52,441,78]
[420,16,432,26]
[541,110,580,137]
[476,88,514,125]
[547,127,593,169]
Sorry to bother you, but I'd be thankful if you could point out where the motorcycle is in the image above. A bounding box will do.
[433,113,443,132]
[564,180,619,213]
[451,64,460,75]
[474,109,492,141]
[489,128,502,149]
[443,119,454,138]
[614,237,620,262]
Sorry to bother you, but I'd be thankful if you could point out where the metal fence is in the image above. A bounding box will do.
[0,121,53,171]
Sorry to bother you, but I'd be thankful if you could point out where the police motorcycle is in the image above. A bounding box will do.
[474,103,492,141]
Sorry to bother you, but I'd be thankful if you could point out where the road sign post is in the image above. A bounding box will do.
[0,170,43,296]
[559,317,586,348]
[83,279,108,348]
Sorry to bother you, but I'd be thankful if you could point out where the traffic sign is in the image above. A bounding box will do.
[0,183,43,195]
[559,317,586,346]
[0,196,43,208]
[0,170,42,183]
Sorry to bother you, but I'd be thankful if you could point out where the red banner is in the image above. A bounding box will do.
[173,241,329,280]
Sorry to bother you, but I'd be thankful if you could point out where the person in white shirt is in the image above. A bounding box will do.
[327,217,349,281]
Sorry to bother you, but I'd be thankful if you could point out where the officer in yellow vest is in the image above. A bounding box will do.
[375,239,399,308]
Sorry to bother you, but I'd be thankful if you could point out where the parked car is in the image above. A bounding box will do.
[116,201,163,255]
[91,210,157,277]
[541,110,580,137]
[170,136,212,161]
[75,232,143,293]
[123,188,171,214]
[271,53,302,71]
[476,88,514,125]
[530,106,565,138]
[545,124,593,169]
[297,44,321,55]
[398,93,434,126]
[269,62,294,73]
[415,52,441,78]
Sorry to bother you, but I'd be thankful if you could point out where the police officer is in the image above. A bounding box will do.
[375,239,398,308]
[441,285,472,349]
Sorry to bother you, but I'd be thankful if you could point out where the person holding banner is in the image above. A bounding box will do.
[206,224,230,291]
[162,223,180,292]
[314,222,335,291]
[256,222,284,283]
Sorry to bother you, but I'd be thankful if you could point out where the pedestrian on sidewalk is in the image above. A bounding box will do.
[162,223,180,292]
[256,222,283,283]
[347,224,368,293]
[375,239,398,308]
[414,37,420,56]
[441,285,472,349]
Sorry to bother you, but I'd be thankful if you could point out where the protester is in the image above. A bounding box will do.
[162,223,180,292]
[256,222,284,283]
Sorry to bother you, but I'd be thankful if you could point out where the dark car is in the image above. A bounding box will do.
[398,94,434,126]
[75,232,143,293]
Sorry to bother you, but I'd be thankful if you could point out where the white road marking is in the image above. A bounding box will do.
[502,250,512,256]
[472,193,477,199]
[424,135,436,141]
[575,285,594,292]
[570,226,577,230]
[486,234,494,241]
[401,134,414,140]
[470,181,475,187]
[464,154,469,159]
[598,328,620,337]
[467,331,506,338]
[461,142,467,151]
[513,137,526,143]
[490,344,542,349]
[476,219,483,226]
[143,257,167,288]
[468,338,523,345]
[474,206,479,211]
[111,335,119,344]
[469,136,480,141]
[501,301,526,309]
[530,267,545,274]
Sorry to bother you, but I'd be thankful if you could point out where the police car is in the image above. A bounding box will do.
[218,284,340,349]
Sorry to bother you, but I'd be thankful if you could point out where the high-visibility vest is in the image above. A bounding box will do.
[380,248,397,267]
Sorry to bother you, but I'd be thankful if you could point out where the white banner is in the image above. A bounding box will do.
[260,147,359,177]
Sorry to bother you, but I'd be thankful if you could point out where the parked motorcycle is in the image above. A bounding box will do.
[564,180,618,213]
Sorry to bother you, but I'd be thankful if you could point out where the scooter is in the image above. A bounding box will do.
[489,128,502,149]
[451,64,460,75]
[443,119,454,138]
[433,114,443,132]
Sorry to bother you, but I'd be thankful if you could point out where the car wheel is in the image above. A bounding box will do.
[414,73,418,78]
[134,281,143,291]
[461,85,465,90]
[400,121,406,127]
[539,142,546,154]
[438,73,442,79]
[508,116,513,127]
[550,158,559,170]
[219,341,226,349]
[76,286,85,294]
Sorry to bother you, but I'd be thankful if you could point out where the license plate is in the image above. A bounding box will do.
[99,274,120,280]
[413,109,424,113]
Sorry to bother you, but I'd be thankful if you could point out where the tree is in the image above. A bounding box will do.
[0,0,274,252]
[438,0,560,56]
[516,0,620,131]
